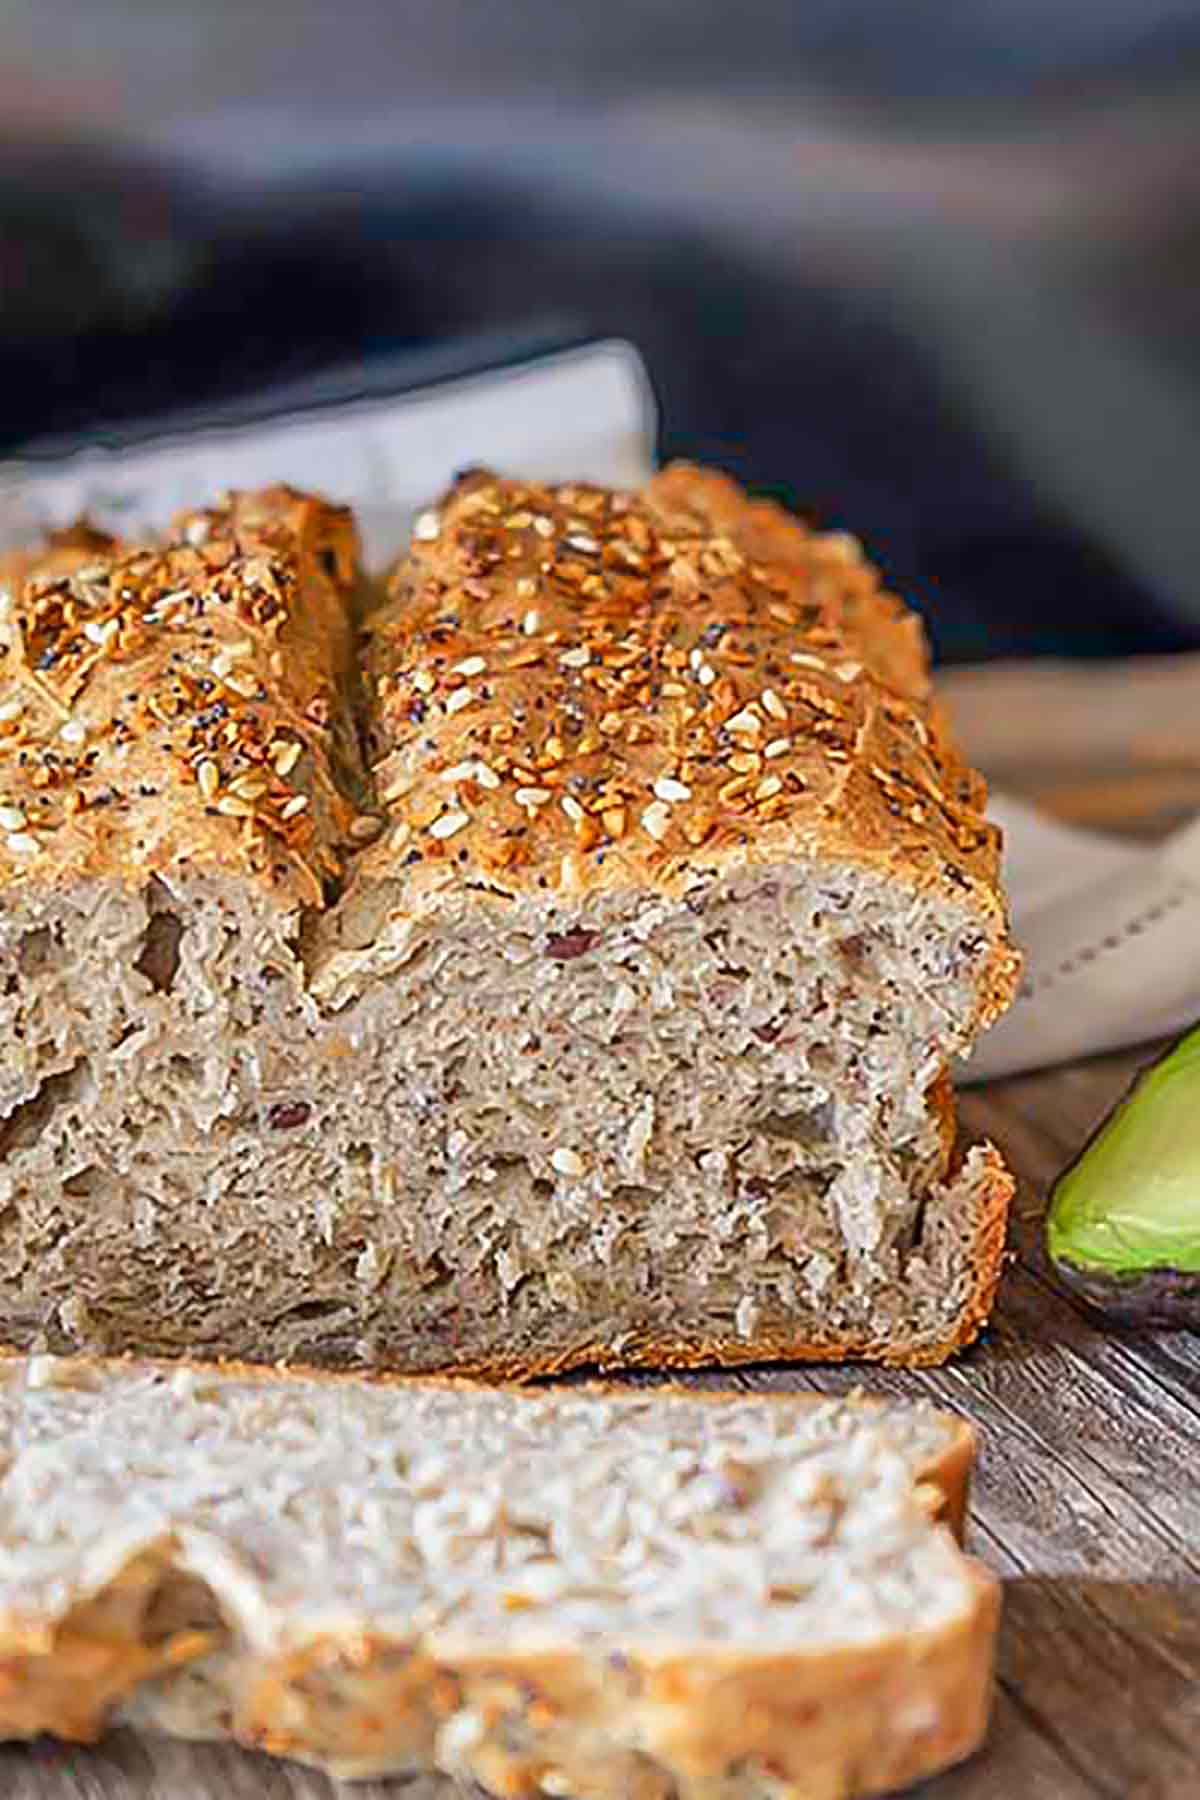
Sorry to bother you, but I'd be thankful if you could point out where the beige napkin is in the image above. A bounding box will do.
[959,794,1200,1082]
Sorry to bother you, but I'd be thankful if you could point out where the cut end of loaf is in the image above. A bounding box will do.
[0,1363,997,1795]
[0,849,1012,1375]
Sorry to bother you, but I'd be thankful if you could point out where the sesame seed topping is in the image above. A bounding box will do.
[58,718,87,745]
[230,773,269,801]
[0,805,27,831]
[280,794,310,820]
[356,469,992,905]
[550,1147,585,1177]
[82,618,117,646]
[272,741,302,777]
[216,794,254,819]
[642,800,671,841]
[0,699,24,723]
[414,510,440,541]
[349,815,383,841]
[653,776,692,803]
[197,760,220,800]
[6,831,39,857]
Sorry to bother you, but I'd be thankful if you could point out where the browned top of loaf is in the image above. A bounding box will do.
[358,463,1016,1018]
[0,488,365,909]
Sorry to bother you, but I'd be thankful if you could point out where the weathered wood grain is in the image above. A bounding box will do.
[4,658,1199,1798]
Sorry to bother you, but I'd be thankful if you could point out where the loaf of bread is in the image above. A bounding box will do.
[0,1355,996,1796]
[0,466,1017,1375]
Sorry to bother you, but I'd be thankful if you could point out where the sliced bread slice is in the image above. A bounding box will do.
[0,1356,997,1797]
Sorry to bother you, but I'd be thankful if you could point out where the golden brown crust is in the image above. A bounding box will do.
[926,1066,959,1179]
[936,1145,1015,1362]
[0,1545,215,1744]
[0,487,367,909]
[0,1575,995,1797]
[357,462,1018,1031]
[202,1555,999,1794]
[177,1566,998,1795]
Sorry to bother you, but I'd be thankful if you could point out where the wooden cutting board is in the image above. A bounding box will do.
[7,655,1200,1800]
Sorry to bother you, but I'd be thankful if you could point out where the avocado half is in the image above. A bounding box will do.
[1047,1026,1200,1325]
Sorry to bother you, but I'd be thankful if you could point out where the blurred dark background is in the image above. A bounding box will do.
[3,1,1200,661]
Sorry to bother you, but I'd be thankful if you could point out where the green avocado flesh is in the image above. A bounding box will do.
[1047,1026,1200,1276]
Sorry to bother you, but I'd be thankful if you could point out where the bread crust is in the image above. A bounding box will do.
[354,462,1018,1034]
[0,487,365,909]
[4,1566,995,1798]
[232,1564,998,1793]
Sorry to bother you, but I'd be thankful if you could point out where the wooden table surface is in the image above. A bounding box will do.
[6,655,1200,1800]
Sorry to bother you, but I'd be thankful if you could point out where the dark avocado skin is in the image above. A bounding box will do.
[1050,1258,1200,1328]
